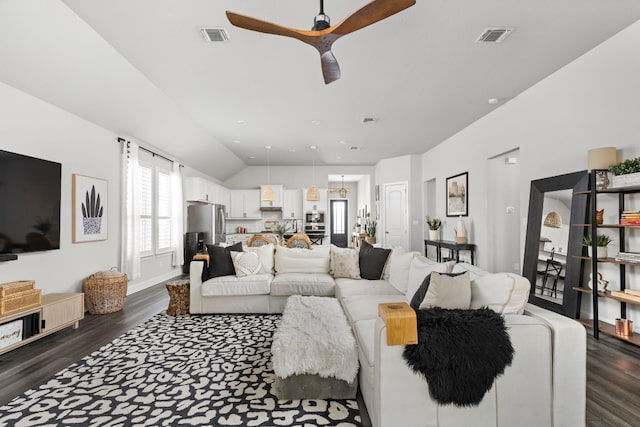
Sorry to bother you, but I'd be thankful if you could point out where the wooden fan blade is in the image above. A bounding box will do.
[332,0,416,36]
[320,49,341,84]
[226,11,311,42]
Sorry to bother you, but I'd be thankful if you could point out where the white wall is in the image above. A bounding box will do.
[421,21,640,322]
[0,82,181,295]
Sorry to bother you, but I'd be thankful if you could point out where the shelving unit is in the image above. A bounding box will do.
[573,171,640,343]
[0,293,84,356]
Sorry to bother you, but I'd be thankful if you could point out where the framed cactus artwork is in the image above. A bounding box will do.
[72,174,108,243]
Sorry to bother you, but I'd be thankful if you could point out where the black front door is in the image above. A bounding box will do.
[330,199,348,247]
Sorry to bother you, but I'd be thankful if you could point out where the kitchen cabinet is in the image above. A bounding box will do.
[282,189,303,219]
[260,185,284,209]
[185,177,228,206]
[303,188,328,213]
[229,189,262,219]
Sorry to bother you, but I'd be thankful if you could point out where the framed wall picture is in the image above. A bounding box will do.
[446,172,468,217]
[72,174,108,243]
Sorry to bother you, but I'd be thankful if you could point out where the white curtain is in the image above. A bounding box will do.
[120,141,141,280]
[171,162,184,267]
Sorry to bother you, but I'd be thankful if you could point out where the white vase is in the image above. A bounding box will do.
[588,246,608,260]
[428,229,440,241]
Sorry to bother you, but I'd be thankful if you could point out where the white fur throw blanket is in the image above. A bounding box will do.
[272,295,359,383]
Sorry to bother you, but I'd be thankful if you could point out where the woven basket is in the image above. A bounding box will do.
[83,268,127,314]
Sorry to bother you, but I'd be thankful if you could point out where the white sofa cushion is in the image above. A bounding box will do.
[451,262,489,281]
[386,248,416,293]
[270,273,335,296]
[335,279,398,299]
[419,271,471,309]
[341,294,405,323]
[406,257,452,303]
[244,243,275,274]
[470,273,531,314]
[275,245,330,274]
[201,274,272,296]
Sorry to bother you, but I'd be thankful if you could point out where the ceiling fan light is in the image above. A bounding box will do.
[307,186,321,201]
[261,185,275,202]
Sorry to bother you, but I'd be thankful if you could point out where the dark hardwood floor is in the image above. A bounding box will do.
[2,280,640,426]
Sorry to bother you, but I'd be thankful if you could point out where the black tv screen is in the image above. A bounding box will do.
[0,149,61,254]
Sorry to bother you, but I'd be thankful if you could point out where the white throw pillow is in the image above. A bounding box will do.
[420,271,471,310]
[230,251,263,277]
[470,273,531,314]
[386,249,416,293]
[244,243,275,274]
[275,245,330,274]
[331,249,361,279]
[406,256,452,303]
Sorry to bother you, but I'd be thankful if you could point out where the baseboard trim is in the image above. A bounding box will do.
[127,270,183,295]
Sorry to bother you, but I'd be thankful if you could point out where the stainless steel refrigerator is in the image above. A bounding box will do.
[187,204,226,245]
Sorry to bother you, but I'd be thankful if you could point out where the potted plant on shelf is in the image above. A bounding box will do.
[609,156,640,188]
[426,217,441,241]
[582,234,613,260]
[365,218,377,244]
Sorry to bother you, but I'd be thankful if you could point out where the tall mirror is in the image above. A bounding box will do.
[523,171,589,318]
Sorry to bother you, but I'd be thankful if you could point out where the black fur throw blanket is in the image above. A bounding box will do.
[403,307,514,407]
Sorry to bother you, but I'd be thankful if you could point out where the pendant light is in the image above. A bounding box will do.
[261,146,274,202]
[339,175,348,198]
[307,146,320,201]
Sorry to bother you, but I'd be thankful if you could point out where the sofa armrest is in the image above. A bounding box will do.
[523,304,586,427]
[189,260,206,313]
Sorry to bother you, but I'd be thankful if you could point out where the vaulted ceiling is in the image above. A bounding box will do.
[1,1,640,181]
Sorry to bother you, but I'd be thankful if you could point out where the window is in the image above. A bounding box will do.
[139,157,174,256]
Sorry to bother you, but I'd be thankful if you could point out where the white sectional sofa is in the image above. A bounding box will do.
[189,244,586,427]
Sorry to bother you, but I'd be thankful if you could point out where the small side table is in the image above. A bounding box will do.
[424,239,476,265]
[166,279,190,316]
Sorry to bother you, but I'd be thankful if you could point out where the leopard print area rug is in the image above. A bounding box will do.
[0,314,361,426]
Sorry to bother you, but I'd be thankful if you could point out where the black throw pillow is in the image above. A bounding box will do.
[206,242,243,279]
[410,271,466,310]
[358,241,392,280]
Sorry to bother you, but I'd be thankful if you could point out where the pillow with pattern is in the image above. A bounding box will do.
[331,248,361,279]
[230,251,263,277]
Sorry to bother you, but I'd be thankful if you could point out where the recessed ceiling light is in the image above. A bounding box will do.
[249,156,255,159]
[237,119,246,125]
[311,120,321,125]
[265,145,271,149]
[487,98,500,105]
[310,145,317,150]
[339,140,346,145]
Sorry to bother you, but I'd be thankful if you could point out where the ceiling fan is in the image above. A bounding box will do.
[226,0,416,84]
[329,175,350,198]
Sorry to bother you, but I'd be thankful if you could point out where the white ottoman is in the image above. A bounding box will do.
[271,295,359,399]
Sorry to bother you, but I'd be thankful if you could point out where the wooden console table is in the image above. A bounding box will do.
[0,293,84,356]
[424,239,476,265]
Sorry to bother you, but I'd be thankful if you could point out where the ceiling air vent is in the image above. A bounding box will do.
[201,28,230,42]
[475,27,514,43]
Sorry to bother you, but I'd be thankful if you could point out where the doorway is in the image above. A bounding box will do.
[383,182,408,248]
[330,199,348,247]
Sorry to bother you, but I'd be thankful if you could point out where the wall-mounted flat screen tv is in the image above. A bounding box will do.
[0,149,61,254]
